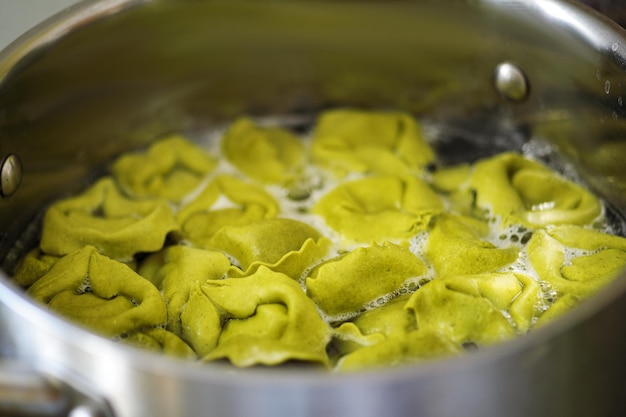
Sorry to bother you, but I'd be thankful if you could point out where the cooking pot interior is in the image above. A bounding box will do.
[1,1,626,417]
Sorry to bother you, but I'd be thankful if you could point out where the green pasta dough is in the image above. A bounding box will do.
[332,295,462,371]
[112,134,217,203]
[199,267,332,367]
[222,117,305,185]
[425,215,519,276]
[177,175,279,247]
[314,176,443,243]
[406,274,522,346]
[311,109,435,177]
[123,328,197,359]
[468,152,602,227]
[306,243,426,317]
[527,226,626,310]
[208,218,329,278]
[337,330,462,371]
[40,177,179,261]
[27,246,167,337]
[12,249,60,287]
[13,109,626,372]
[148,245,231,335]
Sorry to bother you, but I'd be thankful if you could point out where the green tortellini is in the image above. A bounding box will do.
[406,273,527,346]
[425,215,519,276]
[147,245,231,335]
[112,134,217,203]
[176,175,279,246]
[27,246,166,337]
[12,249,60,287]
[527,225,626,318]
[13,110,626,372]
[314,176,443,243]
[209,218,331,279]
[337,329,462,372]
[123,328,197,359]
[311,109,435,177]
[306,243,426,317]
[468,152,602,227]
[192,267,332,367]
[40,177,179,261]
[332,296,462,371]
[222,117,305,185]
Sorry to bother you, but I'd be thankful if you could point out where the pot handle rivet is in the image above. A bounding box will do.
[0,154,23,198]
[69,404,108,417]
[494,62,530,102]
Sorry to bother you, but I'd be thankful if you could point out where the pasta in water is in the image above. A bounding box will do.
[13,110,626,372]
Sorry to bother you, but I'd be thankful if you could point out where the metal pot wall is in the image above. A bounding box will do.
[1,0,626,416]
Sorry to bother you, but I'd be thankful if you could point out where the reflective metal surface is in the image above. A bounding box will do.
[0,1,625,416]
[0,154,22,198]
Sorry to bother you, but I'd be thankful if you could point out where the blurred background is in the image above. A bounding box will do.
[0,0,625,53]
[0,0,81,51]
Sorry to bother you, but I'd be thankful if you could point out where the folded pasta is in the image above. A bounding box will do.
[425,215,519,276]
[527,225,626,319]
[311,109,435,177]
[40,177,179,261]
[306,243,426,317]
[112,134,217,203]
[222,117,305,185]
[12,109,626,372]
[405,273,524,346]
[177,175,279,247]
[468,152,602,227]
[27,246,167,337]
[314,176,443,243]
[196,267,332,367]
[208,218,330,279]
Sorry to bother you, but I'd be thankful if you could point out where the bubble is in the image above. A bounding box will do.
[418,278,431,287]
[612,42,619,52]
[605,80,611,94]
[287,186,311,201]
[520,231,533,244]
[76,277,92,294]
[462,341,479,351]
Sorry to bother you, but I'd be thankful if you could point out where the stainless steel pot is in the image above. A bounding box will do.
[1,1,626,416]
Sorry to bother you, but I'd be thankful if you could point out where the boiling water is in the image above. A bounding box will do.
[6,112,626,350]
[185,114,626,326]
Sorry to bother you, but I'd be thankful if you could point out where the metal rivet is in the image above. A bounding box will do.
[68,404,106,417]
[494,62,530,102]
[1,154,23,198]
